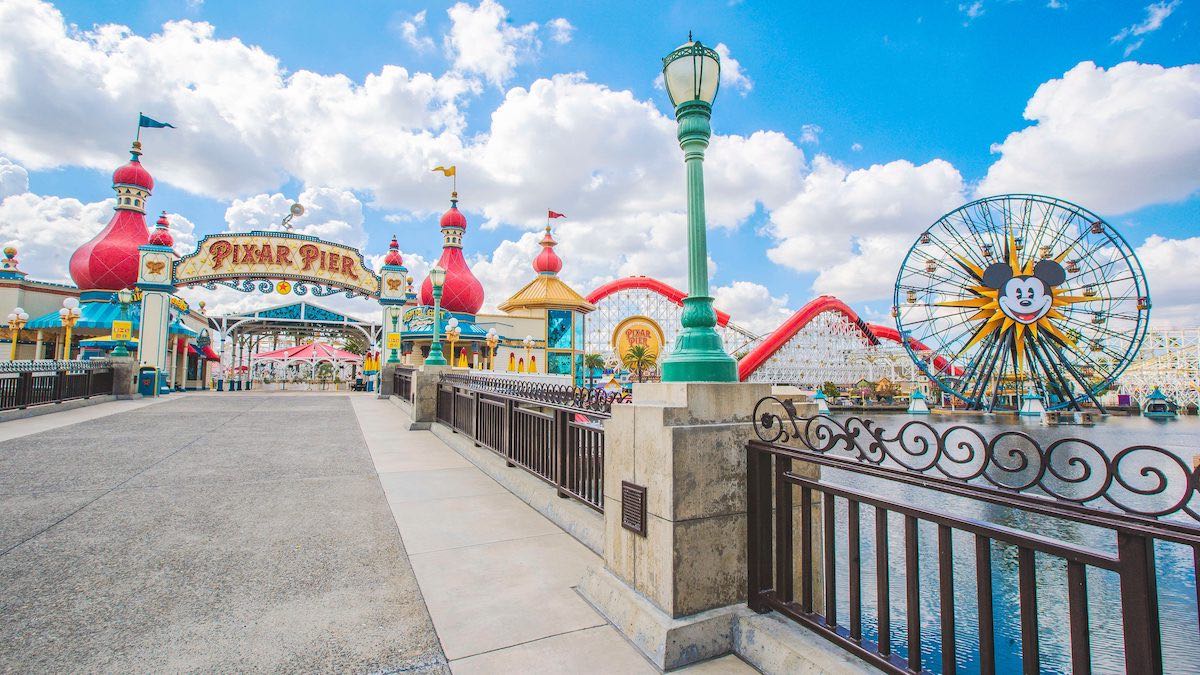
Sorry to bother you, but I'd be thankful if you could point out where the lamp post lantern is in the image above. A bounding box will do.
[426,265,449,366]
[59,297,81,361]
[7,307,29,361]
[522,335,533,373]
[112,288,133,358]
[658,37,737,382]
[387,312,400,364]
[485,328,498,370]
[446,317,461,367]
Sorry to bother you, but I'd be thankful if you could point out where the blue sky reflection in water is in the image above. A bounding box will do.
[815,414,1200,674]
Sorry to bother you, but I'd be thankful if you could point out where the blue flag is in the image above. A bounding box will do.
[138,114,175,129]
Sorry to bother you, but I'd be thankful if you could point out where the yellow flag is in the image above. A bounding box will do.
[432,165,456,177]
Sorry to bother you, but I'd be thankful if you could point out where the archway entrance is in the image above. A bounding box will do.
[135,230,410,395]
[210,300,381,391]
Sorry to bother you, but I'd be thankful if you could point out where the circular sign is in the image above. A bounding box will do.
[612,315,665,360]
[276,280,292,295]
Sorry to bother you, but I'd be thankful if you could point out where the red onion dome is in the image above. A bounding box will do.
[533,225,562,275]
[113,142,154,192]
[419,247,484,314]
[149,211,174,247]
[440,193,467,230]
[419,194,483,314]
[69,145,153,291]
[383,235,403,266]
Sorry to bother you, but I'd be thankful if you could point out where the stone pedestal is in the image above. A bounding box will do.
[110,357,139,400]
[408,364,450,430]
[580,381,770,669]
[377,363,397,399]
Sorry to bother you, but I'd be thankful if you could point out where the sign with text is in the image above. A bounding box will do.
[111,320,132,341]
[174,231,380,297]
[612,315,664,360]
[386,332,401,350]
[402,306,452,333]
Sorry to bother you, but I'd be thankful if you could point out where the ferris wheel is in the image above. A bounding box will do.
[895,194,1151,411]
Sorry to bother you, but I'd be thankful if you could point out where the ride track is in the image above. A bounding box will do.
[582,277,951,384]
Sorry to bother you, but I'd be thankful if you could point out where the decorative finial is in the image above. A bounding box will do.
[688,30,692,42]
[130,140,143,159]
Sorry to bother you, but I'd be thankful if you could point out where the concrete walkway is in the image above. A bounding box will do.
[0,393,446,672]
[351,396,756,674]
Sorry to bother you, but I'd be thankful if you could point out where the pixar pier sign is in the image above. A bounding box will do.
[173,231,382,297]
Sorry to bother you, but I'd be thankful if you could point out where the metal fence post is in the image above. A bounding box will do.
[17,371,31,409]
[52,369,65,403]
[746,444,773,613]
[555,409,569,499]
[1118,531,1163,674]
[504,398,516,467]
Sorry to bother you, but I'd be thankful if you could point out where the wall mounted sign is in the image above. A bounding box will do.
[111,320,132,341]
[612,315,665,359]
[402,306,452,332]
[174,231,380,298]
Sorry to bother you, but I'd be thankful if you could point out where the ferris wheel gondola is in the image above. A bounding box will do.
[894,194,1150,411]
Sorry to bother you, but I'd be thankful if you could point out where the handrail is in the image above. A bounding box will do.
[0,359,114,373]
[752,395,1200,537]
[441,372,629,417]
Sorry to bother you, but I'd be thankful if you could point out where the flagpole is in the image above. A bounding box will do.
[136,112,141,143]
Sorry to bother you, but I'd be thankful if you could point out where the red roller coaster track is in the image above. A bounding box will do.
[586,276,732,327]
[585,277,957,382]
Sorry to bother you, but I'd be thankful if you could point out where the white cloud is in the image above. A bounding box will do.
[444,0,539,87]
[547,17,574,45]
[398,10,435,52]
[713,281,793,336]
[0,0,475,204]
[978,61,1200,214]
[959,1,984,23]
[714,43,752,96]
[765,156,966,302]
[224,187,369,249]
[0,156,29,199]
[1112,1,1180,46]
[799,124,822,145]
[851,142,863,152]
[1135,234,1200,328]
[0,192,112,285]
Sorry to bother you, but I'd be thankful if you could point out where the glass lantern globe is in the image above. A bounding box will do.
[662,39,721,108]
[429,265,446,289]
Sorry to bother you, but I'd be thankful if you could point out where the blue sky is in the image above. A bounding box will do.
[1,0,1197,330]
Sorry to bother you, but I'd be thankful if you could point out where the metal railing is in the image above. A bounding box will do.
[0,360,116,411]
[746,396,1199,675]
[435,374,627,511]
[393,366,414,401]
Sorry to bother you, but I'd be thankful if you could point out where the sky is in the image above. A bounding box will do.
[0,0,1197,333]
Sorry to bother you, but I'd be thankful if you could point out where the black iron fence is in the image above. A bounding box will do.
[747,396,1200,675]
[393,366,414,401]
[0,360,116,412]
[435,374,627,511]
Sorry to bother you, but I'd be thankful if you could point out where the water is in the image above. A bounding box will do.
[813,413,1200,674]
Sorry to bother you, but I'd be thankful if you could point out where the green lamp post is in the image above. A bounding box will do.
[111,288,133,358]
[387,312,400,364]
[659,37,737,382]
[425,264,449,366]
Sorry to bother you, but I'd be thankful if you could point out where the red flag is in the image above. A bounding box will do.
[548,210,566,219]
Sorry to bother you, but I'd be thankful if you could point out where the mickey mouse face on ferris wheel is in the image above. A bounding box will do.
[982,260,1066,326]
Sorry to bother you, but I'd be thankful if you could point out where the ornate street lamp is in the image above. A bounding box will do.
[485,328,498,370]
[446,317,461,367]
[58,297,81,361]
[387,312,400,364]
[523,335,533,374]
[659,37,737,382]
[7,307,29,361]
[112,288,133,358]
[426,265,448,366]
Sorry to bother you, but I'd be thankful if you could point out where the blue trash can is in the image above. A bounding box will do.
[137,368,158,396]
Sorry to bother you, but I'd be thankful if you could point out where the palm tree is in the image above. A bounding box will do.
[621,345,657,383]
[583,353,605,389]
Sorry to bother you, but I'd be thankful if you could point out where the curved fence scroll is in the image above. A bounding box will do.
[753,395,1200,523]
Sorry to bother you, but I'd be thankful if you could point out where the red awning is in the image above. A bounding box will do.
[187,344,199,356]
[202,345,220,362]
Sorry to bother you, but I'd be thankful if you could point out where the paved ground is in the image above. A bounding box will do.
[0,394,446,673]
[353,396,756,674]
